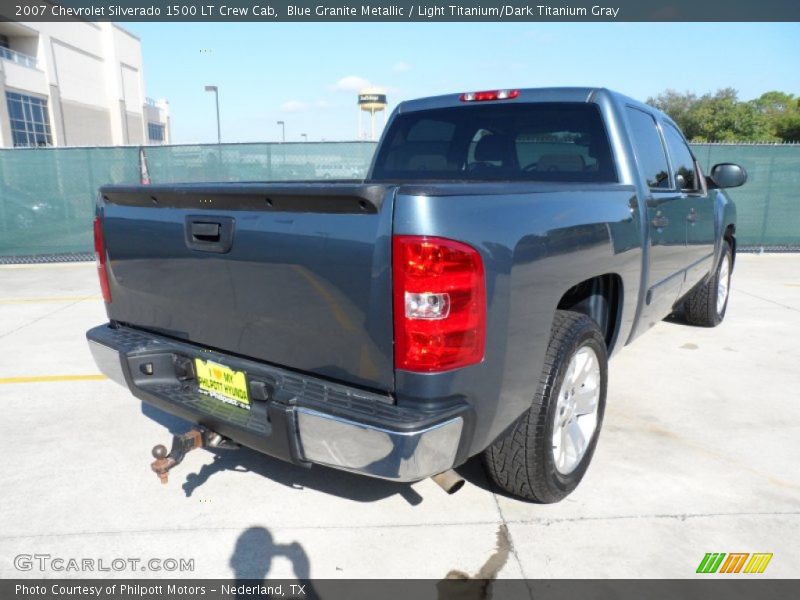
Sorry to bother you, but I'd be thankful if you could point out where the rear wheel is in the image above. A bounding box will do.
[483,311,607,503]
[684,240,733,327]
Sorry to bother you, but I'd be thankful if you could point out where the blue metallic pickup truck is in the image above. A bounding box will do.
[87,87,745,502]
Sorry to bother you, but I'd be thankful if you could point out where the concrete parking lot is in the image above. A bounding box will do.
[0,254,798,580]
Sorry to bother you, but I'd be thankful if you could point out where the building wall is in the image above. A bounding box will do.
[0,21,169,148]
[61,101,113,146]
[126,112,144,145]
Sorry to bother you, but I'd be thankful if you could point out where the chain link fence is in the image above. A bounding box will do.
[0,141,797,260]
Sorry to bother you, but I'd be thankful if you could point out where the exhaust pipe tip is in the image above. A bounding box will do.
[431,469,465,494]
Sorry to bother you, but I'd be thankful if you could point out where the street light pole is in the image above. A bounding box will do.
[204,85,221,143]
[301,133,308,142]
[277,121,285,143]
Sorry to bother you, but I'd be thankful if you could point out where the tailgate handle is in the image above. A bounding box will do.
[190,222,221,242]
[185,216,234,253]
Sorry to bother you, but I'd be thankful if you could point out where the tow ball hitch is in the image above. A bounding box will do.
[150,428,239,484]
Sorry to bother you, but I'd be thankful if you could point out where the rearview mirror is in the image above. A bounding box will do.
[709,163,747,189]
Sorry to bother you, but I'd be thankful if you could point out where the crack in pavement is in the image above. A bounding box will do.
[0,520,505,541]
[3,511,797,542]
[503,510,800,527]
[0,297,91,340]
[736,289,800,313]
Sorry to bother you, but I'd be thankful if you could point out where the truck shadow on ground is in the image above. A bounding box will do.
[452,456,518,501]
[141,403,424,505]
[663,306,695,327]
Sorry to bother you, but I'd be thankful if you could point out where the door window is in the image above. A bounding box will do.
[663,123,699,191]
[625,107,670,190]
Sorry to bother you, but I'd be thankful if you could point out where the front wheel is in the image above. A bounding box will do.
[482,311,608,503]
[684,240,733,327]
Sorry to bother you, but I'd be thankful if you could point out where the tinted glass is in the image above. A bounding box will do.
[148,122,165,142]
[625,107,670,189]
[370,102,617,183]
[663,123,698,190]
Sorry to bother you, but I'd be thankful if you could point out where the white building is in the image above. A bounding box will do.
[0,21,170,148]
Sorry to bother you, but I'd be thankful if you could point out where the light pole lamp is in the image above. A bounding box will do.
[205,85,221,144]
[277,121,285,143]
[301,133,308,142]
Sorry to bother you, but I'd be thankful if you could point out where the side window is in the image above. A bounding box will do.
[662,123,698,191]
[625,107,670,189]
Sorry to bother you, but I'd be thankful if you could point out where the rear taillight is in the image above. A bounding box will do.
[460,89,520,102]
[393,236,486,372]
[93,216,111,303]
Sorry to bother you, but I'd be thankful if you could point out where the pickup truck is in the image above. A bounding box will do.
[87,87,746,502]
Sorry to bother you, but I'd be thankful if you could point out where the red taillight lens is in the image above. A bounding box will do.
[393,236,486,372]
[93,216,111,303]
[460,89,520,102]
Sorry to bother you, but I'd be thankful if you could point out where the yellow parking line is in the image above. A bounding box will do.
[0,295,101,304]
[0,374,107,384]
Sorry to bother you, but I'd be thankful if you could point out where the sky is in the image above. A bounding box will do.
[125,22,800,144]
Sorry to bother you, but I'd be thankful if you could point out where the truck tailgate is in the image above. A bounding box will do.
[99,183,396,392]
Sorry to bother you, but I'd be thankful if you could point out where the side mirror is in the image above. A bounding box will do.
[709,163,747,189]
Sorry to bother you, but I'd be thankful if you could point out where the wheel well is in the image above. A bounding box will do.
[724,224,736,267]
[557,274,623,353]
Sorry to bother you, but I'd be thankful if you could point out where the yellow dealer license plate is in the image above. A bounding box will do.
[194,359,250,409]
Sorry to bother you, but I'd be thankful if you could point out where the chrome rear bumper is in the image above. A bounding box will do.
[87,326,465,482]
[296,408,463,481]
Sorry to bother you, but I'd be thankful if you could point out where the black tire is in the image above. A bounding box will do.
[482,310,608,503]
[684,240,733,327]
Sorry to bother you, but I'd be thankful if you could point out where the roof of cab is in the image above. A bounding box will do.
[396,86,669,122]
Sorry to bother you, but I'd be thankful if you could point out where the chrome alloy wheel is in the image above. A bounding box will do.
[552,345,601,475]
[717,253,730,315]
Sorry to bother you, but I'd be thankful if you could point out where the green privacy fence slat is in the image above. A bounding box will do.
[143,142,376,183]
[0,146,140,257]
[1,142,798,258]
[692,144,800,249]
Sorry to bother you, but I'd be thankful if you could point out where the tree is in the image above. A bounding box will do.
[775,114,800,141]
[647,88,799,142]
[691,89,774,142]
[647,89,698,137]
[754,91,800,142]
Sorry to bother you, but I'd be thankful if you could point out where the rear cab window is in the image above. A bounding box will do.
[370,102,618,183]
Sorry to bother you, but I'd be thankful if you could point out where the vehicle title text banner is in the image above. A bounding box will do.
[2,0,798,22]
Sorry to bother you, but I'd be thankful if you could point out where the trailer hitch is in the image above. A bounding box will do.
[150,428,239,484]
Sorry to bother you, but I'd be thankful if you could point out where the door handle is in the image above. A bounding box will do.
[651,212,669,228]
[686,208,698,223]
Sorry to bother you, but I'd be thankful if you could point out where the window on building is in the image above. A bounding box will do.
[148,122,165,143]
[6,91,52,147]
[0,35,9,49]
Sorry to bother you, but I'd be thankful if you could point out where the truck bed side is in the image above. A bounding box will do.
[391,182,641,455]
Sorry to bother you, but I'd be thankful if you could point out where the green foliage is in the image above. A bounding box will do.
[647,88,800,143]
